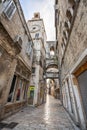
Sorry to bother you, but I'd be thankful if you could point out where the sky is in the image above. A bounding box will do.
[20,0,55,41]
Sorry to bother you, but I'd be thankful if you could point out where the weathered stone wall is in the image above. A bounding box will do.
[0,0,32,120]
[61,0,87,79]
[0,22,16,56]
[56,0,87,79]
[55,0,87,129]
[0,9,24,40]
[0,0,32,69]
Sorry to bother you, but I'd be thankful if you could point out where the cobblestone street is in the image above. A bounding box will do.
[0,95,80,130]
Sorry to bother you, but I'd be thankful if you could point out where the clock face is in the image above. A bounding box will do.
[30,25,40,33]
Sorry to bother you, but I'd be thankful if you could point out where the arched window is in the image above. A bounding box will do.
[50,46,55,56]
[35,33,39,39]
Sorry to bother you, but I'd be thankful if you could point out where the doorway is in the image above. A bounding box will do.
[74,62,87,126]
[77,70,87,122]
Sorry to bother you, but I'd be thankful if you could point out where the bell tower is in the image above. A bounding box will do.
[27,13,47,106]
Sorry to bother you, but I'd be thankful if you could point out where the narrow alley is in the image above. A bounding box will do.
[0,95,80,130]
[0,0,87,130]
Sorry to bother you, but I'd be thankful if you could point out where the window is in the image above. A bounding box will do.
[50,46,55,56]
[35,33,39,39]
[3,0,16,20]
[26,41,32,57]
[16,80,23,101]
[32,67,35,73]
[7,75,17,102]
[61,43,65,50]
[40,59,42,67]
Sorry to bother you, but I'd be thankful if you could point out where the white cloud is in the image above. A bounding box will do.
[40,0,55,41]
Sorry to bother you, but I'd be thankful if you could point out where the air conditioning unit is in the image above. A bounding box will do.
[4,0,16,20]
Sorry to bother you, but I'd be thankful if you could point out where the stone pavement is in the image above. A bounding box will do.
[0,95,80,130]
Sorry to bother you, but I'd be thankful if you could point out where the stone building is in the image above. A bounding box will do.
[0,0,33,120]
[27,13,47,106]
[55,0,87,129]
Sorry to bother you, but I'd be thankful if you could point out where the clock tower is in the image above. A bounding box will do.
[27,13,47,106]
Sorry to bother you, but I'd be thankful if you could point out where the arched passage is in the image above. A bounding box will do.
[46,78,60,99]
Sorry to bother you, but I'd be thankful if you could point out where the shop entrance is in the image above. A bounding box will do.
[28,86,35,104]
[77,70,87,122]
[74,62,87,125]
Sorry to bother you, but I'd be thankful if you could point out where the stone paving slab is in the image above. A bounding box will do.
[1,95,80,130]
